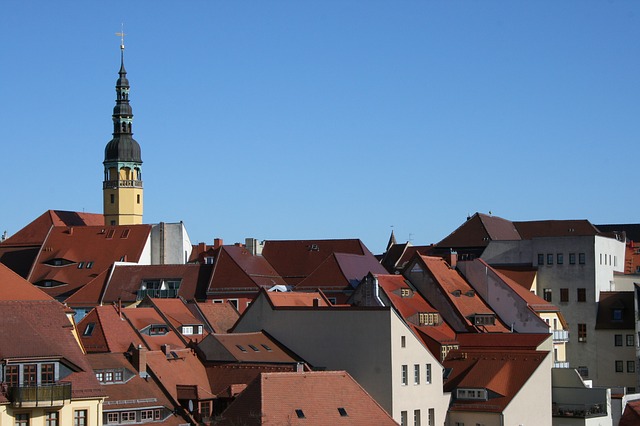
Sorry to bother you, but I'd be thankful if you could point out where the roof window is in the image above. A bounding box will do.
[337,408,348,417]
[83,322,96,336]
[451,290,461,297]
[121,229,130,238]
[106,229,115,239]
[248,344,260,352]
[261,344,272,352]
[236,345,247,353]
[295,409,305,419]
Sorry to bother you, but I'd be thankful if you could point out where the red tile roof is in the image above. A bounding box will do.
[375,274,457,349]
[514,219,600,239]
[415,255,509,332]
[193,302,240,333]
[2,210,104,246]
[0,263,54,301]
[78,305,144,353]
[438,213,520,248]
[264,290,332,307]
[297,252,388,291]
[28,224,151,298]
[0,299,104,399]
[145,349,215,401]
[443,349,548,413]
[122,308,186,351]
[492,265,537,292]
[620,399,640,426]
[207,245,287,293]
[455,333,551,351]
[217,371,397,426]
[261,239,372,285]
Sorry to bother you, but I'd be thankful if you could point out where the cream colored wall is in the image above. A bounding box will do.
[0,398,103,426]
[104,187,143,225]
[503,352,553,426]
[446,411,500,426]
[540,312,568,364]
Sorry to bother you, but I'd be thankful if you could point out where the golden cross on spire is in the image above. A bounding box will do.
[115,24,126,50]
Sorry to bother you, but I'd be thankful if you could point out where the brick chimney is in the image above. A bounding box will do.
[213,238,223,249]
[445,250,457,269]
[132,345,147,377]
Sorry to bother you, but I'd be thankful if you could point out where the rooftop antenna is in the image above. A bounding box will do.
[115,23,126,51]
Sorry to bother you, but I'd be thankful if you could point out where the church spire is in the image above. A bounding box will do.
[103,27,143,226]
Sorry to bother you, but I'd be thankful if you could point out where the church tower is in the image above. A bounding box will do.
[103,37,143,226]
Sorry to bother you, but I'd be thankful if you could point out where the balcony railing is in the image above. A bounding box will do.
[137,288,179,300]
[553,361,570,369]
[7,382,72,407]
[103,180,143,189]
[553,330,570,342]
[552,402,607,418]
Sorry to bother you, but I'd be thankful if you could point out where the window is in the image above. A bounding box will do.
[569,253,576,264]
[428,408,434,426]
[5,365,18,386]
[402,365,408,385]
[577,366,589,377]
[261,344,273,351]
[41,363,55,384]
[414,409,421,426]
[543,288,552,302]
[426,363,432,384]
[615,335,623,346]
[248,344,260,352]
[96,372,103,382]
[106,413,119,424]
[537,254,544,265]
[86,261,93,269]
[154,410,162,420]
[228,299,239,309]
[547,254,553,265]
[578,324,587,342]
[182,326,194,335]
[83,323,95,336]
[414,364,420,385]
[560,288,569,302]
[114,370,123,382]
[627,334,635,346]
[141,410,154,421]
[45,411,59,426]
[613,309,624,321]
[137,194,141,204]
[23,364,37,386]
[401,288,411,297]
[74,410,87,426]
[15,413,29,426]
[338,408,348,417]
[401,411,408,426]
[77,262,84,269]
[236,345,247,353]
[295,409,305,419]
[557,253,563,264]
[121,412,135,423]
[110,194,115,204]
[577,288,586,302]
[628,361,635,373]
[616,360,624,373]
[104,372,113,382]
[579,253,586,264]
[401,335,406,348]
[199,401,212,417]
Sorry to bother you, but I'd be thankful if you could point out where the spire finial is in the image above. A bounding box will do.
[116,24,126,51]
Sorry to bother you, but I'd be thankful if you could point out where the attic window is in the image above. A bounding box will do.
[261,344,272,352]
[418,313,439,326]
[465,290,475,297]
[295,409,305,419]
[613,309,624,321]
[86,261,93,269]
[106,229,115,239]
[77,262,84,269]
[456,388,488,400]
[121,229,130,238]
[236,345,247,353]
[337,408,348,417]
[83,322,96,336]
[401,288,411,297]
[452,290,461,297]
[308,244,320,251]
[148,325,169,335]
[248,345,260,352]
[35,280,65,288]
[472,314,496,326]
[45,258,72,267]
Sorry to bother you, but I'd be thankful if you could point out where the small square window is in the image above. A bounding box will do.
[616,360,624,372]
[338,408,348,417]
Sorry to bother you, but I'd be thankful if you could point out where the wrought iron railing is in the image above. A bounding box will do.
[552,402,607,418]
[137,288,179,300]
[103,180,143,189]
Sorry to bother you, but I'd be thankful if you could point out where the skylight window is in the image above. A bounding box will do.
[248,344,260,352]
[337,408,348,417]
[236,345,247,353]
[77,262,85,269]
[261,344,272,352]
[86,261,93,269]
[295,409,305,419]
[83,322,95,336]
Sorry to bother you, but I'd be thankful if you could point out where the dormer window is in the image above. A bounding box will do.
[35,280,65,288]
[471,314,496,326]
[181,325,202,335]
[45,258,73,267]
[148,325,169,335]
[83,322,96,336]
[465,290,475,297]
[457,388,488,400]
[401,288,411,297]
[138,279,181,299]
[418,313,439,326]
[452,290,461,297]
[613,309,624,321]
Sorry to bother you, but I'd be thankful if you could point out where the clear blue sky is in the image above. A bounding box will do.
[1,1,638,254]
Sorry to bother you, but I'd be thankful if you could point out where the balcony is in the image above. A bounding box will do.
[553,361,570,369]
[553,330,570,343]
[7,382,72,408]
[103,180,143,189]
[137,288,179,300]
[552,402,607,418]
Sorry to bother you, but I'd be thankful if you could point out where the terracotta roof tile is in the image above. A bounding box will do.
[197,332,303,365]
[78,305,144,353]
[514,219,600,239]
[297,252,387,291]
[620,399,640,426]
[123,308,186,351]
[438,213,520,249]
[265,290,332,307]
[28,224,151,298]
[416,255,510,332]
[207,246,287,293]
[217,371,397,426]
[193,302,240,333]
[443,349,548,413]
[145,349,215,401]
[0,263,54,301]
[261,239,373,285]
